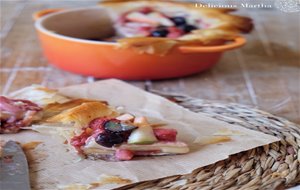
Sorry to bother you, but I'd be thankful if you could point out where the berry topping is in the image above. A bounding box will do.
[70,129,92,151]
[167,26,184,38]
[95,132,125,148]
[71,118,137,150]
[170,16,186,26]
[153,128,177,141]
[139,7,153,14]
[93,119,137,147]
[88,118,107,135]
[180,24,198,33]
[115,149,134,161]
[151,28,169,37]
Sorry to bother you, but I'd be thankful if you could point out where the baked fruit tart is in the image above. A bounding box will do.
[100,0,253,55]
[5,86,189,161]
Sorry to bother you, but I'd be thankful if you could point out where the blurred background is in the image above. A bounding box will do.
[1,0,299,123]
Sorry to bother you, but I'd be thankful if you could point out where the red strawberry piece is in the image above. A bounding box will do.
[139,7,153,14]
[88,118,109,132]
[118,15,127,24]
[70,131,90,150]
[153,128,177,141]
[138,26,153,36]
[91,129,103,138]
[71,118,110,149]
[167,27,184,38]
[118,10,133,25]
[115,149,134,161]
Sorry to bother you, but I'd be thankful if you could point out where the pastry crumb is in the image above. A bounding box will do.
[194,136,231,145]
[22,141,43,150]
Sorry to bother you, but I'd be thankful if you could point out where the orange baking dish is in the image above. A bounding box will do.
[34,7,247,80]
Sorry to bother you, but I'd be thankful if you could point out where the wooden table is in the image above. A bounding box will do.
[1,0,299,124]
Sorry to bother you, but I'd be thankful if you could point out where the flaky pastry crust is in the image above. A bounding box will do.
[44,100,118,130]
[99,0,253,55]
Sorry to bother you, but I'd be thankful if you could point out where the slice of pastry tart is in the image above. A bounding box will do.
[5,86,189,161]
[71,115,189,161]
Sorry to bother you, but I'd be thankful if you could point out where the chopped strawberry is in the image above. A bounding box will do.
[118,10,133,24]
[115,149,134,161]
[118,15,126,23]
[91,129,103,138]
[88,118,108,132]
[70,131,90,151]
[138,26,153,36]
[139,7,153,14]
[167,27,184,38]
[71,118,110,150]
[153,128,177,141]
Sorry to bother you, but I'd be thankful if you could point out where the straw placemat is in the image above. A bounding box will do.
[116,92,300,190]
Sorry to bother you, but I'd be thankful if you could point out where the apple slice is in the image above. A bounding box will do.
[127,125,158,144]
[125,12,174,27]
[126,12,158,25]
[116,113,135,121]
[148,12,174,27]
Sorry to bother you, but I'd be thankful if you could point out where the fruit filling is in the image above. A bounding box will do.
[96,119,137,147]
[70,116,187,160]
[70,118,129,151]
[116,6,209,38]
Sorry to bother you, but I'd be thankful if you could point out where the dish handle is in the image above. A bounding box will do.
[33,9,64,21]
[179,36,246,53]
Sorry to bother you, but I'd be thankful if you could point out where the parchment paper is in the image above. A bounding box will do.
[2,79,279,189]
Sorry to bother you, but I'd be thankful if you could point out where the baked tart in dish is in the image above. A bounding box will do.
[99,0,253,54]
[6,86,189,161]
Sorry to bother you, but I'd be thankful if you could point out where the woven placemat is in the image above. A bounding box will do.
[116,92,300,190]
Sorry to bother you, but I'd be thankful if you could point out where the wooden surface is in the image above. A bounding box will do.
[1,0,299,124]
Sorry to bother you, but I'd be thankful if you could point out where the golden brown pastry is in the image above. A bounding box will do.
[7,85,189,161]
[44,100,118,131]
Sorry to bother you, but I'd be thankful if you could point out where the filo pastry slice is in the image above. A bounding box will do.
[9,85,189,161]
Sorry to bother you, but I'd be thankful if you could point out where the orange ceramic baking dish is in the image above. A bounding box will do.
[34,7,246,80]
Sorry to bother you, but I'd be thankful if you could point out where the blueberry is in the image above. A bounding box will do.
[180,24,198,33]
[95,132,124,147]
[170,17,186,26]
[151,28,169,37]
[96,120,137,147]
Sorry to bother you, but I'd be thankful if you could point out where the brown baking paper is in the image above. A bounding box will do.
[2,79,279,189]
